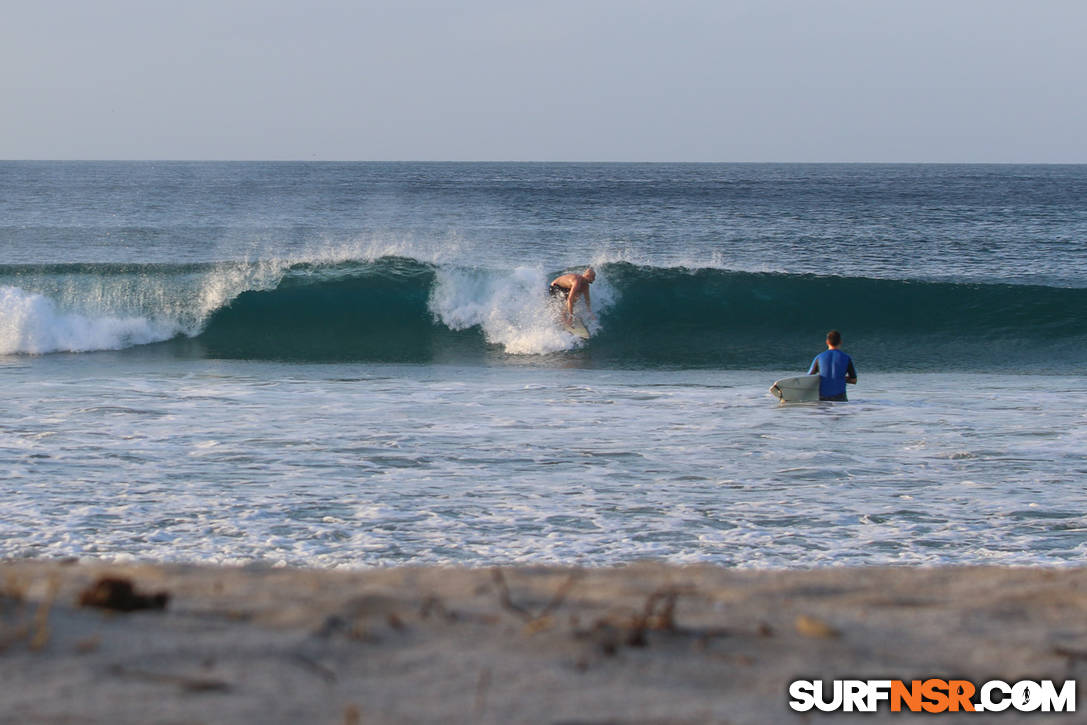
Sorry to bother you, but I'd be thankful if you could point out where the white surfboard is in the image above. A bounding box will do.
[769,375,819,403]
[563,315,590,339]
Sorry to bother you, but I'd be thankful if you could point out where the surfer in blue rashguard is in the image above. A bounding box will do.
[808,330,857,401]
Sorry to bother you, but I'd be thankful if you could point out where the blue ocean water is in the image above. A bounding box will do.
[1,162,1085,567]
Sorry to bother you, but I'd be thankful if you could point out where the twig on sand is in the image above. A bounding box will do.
[419,595,458,622]
[289,652,338,683]
[490,575,713,655]
[538,573,582,620]
[623,587,685,647]
[109,664,232,693]
[572,585,727,656]
[491,568,582,625]
[491,568,534,621]
[30,575,60,651]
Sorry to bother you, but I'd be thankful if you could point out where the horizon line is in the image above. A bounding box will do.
[3,158,1087,165]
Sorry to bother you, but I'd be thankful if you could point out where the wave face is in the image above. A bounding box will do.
[594,264,1087,370]
[2,258,1085,371]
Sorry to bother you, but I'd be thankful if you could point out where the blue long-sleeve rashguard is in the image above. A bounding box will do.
[808,349,857,401]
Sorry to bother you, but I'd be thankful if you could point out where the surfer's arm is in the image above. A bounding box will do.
[846,361,857,384]
[808,359,820,375]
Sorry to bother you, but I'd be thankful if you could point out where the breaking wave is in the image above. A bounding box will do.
[2,258,1085,371]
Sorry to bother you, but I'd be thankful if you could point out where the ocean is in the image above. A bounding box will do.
[1,162,1085,568]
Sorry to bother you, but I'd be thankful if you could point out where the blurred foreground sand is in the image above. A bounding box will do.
[1,561,1085,724]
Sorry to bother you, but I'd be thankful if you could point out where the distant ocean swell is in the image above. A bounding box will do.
[1,259,1084,371]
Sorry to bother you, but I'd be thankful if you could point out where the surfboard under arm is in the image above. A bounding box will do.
[769,374,819,402]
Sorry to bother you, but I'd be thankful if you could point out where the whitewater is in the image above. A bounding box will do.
[3,259,1084,369]
[1,162,1085,568]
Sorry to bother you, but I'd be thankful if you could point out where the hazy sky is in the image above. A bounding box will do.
[3,0,1085,162]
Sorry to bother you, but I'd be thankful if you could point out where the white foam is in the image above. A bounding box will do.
[0,258,294,355]
[0,286,179,355]
[0,246,628,356]
[191,259,289,328]
[428,265,613,355]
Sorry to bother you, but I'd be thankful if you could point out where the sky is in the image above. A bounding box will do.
[2,0,1085,162]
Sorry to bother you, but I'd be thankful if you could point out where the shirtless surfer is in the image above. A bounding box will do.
[548,268,596,326]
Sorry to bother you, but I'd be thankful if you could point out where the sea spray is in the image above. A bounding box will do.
[0,286,177,354]
[429,266,583,355]
[0,260,292,355]
[2,258,1085,370]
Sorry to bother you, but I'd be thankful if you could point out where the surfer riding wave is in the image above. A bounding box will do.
[549,267,596,326]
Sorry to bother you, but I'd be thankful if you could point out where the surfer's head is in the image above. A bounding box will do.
[826,330,842,347]
[584,268,596,283]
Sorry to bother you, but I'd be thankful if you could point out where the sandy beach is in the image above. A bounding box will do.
[1,561,1084,723]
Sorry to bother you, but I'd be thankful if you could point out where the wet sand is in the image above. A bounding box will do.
[1,561,1085,723]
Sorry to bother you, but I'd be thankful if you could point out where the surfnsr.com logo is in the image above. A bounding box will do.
[789,679,1077,713]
